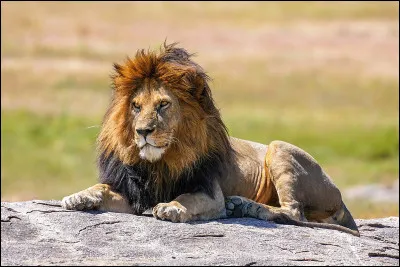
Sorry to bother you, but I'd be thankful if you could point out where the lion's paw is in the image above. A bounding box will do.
[225,196,250,218]
[61,189,103,211]
[152,202,190,223]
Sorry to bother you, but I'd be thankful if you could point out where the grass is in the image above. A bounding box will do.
[346,200,398,219]
[1,110,99,201]
[1,1,398,219]
[224,112,398,187]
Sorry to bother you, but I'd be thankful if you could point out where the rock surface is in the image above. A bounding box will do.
[1,200,399,266]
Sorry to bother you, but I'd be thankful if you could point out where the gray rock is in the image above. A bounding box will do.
[345,179,399,203]
[1,200,399,266]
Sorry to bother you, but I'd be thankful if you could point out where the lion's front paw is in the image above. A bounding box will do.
[152,201,191,223]
[61,189,103,211]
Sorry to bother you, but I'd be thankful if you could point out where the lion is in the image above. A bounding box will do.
[62,42,360,237]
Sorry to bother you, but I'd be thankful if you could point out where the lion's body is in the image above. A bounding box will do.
[62,43,359,236]
[222,137,272,203]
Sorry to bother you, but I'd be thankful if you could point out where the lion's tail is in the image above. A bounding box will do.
[278,201,360,237]
[322,201,359,235]
[337,202,359,233]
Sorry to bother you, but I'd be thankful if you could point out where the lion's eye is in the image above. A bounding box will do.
[132,102,141,112]
[159,101,170,110]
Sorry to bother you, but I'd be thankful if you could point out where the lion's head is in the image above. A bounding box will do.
[97,43,232,179]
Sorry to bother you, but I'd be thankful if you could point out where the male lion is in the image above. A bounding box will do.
[62,42,360,236]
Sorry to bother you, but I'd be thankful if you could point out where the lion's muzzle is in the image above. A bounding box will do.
[136,127,155,138]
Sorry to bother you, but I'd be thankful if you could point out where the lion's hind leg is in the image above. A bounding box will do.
[266,141,360,233]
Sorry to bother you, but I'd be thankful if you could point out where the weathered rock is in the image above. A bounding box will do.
[1,200,399,266]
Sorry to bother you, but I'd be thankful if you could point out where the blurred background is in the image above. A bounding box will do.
[1,1,398,218]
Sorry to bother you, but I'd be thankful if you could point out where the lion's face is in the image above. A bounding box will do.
[98,43,232,175]
[131,81,180,162]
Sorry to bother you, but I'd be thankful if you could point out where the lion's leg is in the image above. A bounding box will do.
[227,140,346,222]
[152,181,226,223]
[266,140,359,232]
[225,195,294,221]
[263,140,343,221]
[268,171,308,221]
[61,183,132,213]
[225,157,307,222]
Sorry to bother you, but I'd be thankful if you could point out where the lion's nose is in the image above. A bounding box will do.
[136,127,155,138]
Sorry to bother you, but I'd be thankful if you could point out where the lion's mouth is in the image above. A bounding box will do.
[138,143,169,162]
[139,143,169,150]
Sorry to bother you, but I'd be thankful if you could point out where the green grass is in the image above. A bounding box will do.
[1,110,99,200]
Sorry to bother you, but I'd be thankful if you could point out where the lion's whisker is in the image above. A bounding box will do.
[86,125,101,129]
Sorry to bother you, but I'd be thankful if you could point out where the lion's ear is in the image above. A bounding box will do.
[186,68,207,100]
[192,74,206,100]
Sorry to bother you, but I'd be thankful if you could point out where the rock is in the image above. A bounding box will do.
[345,179,399,203]
[1,200,399,266]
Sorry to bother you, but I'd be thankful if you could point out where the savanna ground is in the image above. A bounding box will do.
[1,2,399,218]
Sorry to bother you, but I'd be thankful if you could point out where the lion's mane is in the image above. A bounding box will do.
[96,43,233,214]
